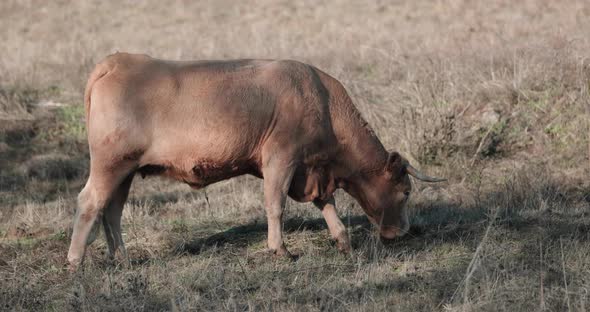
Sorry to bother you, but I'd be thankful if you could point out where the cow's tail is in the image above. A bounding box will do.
[83,63,109,124]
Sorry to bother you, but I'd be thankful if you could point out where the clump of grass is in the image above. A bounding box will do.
[54,105,86,141]
[31,104,87,152]
[23,154,87,181]
[0,86,39,121]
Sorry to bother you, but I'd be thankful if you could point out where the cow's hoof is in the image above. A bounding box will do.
[104,257,128,270]
[267,247,297,261]
[67,256,82,273]
[67,262,80,273]
[336,239,352,255]
[333,232,351,254]
[108,252,131,269]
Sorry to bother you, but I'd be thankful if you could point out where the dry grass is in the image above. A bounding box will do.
[1,0,589,311]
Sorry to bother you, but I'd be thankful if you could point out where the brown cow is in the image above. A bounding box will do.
[67,53,444,269]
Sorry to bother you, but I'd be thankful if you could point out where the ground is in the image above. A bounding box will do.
[0,0,589,311]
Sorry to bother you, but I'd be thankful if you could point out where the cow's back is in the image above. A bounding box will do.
[86,53,337,187]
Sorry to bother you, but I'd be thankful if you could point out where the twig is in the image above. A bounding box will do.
[457,102,473,118]
[560,238,571,312]
[463,207,498,305]
[320,288,351,311]
[539,239,545,311]
[459,128,492,186]
[445,206,499,308]
[203,189,224,231]
[230,251,250,284]
[470,125,494,168]
[284,264,356,276]
[203,189,249,284]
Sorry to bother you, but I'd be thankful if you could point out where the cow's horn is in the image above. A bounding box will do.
[405,164,446,182]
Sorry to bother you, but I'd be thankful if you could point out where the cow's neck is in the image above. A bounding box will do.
[329,101,389,218]
[330,100,389,179]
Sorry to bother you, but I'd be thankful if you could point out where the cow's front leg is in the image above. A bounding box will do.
[314,196,351,254]
[262,157,296,258]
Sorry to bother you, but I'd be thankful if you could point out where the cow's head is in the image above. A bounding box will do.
[347,152,445,241]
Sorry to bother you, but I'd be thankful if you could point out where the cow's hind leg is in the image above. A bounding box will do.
[67,165,134,270]
[103,173,134,265]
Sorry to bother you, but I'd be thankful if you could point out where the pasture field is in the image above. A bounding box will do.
[1,1,589,311]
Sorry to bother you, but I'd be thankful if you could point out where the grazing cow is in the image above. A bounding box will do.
[67,53,445,269]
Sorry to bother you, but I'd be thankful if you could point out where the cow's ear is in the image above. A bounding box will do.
[385,152,405,179]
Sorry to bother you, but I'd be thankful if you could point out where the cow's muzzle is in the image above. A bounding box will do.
[379,224,409,242]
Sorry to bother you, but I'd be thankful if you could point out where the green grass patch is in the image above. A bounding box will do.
[55,104,86,140]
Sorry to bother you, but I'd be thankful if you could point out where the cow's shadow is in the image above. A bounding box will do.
[171,198,489,257]
[169,175,589,259]
[175,215,372,255]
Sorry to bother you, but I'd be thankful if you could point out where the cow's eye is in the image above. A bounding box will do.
[403,191,410,197]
